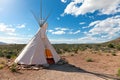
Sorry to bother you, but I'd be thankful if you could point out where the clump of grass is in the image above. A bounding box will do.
[0,64,4,69]
[116,44,120,50]
[9,63,18,72]
[111,53,117,56]
[86,58,94,62]
[117,68,120,77]
[71,54,74,56]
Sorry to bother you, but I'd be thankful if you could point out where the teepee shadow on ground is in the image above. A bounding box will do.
[48,63,120,80]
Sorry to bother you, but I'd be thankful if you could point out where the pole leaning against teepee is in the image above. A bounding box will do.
[14,0,60,65]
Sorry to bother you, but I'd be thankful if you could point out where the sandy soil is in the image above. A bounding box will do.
[0,64,114,80]
[65,51,120,76]
[0,51,120,80]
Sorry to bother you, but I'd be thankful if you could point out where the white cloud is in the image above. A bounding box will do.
[78,36,107,43]
[0,23,34,44]
[0,23,15,33]
[50,36,106,44]
[69,30,80,34]
[48,27,81,35]
[50,38,77,44]
[82,26,88,29]
[79,22,85,25]
[62,0,120,16]
[74,30,80,34]
[17,24,25,28]
[83,31,87,34]
[88,16,94,19]
[52,30,66,35]
[0,36,30,44]
[88,15,120,39]
[55,27,69,31]
[88,21,101,27]
[61,0,67,3]
[48,27,67,35]
[47,30,54,32]
[0,23,28,36]
[7,33,17,36]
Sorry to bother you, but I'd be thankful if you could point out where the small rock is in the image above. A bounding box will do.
[32,67,39,70]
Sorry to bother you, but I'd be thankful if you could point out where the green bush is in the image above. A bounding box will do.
[117,68,120,77]
[9,64,18,72]
[116,45,120,50]
[108,43,115,48]
[0,53,4,57]
[5,54,11,59]
[79,47,87,51]
[86,58,94,62]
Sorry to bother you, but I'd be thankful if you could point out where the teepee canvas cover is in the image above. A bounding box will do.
[15,23,60,65]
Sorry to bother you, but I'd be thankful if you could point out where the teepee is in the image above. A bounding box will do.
[14,0,60,65]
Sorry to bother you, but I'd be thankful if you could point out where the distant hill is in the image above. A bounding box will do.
[0,42,7,45]
[107,37,120,44]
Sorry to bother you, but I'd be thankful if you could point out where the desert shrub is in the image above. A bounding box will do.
[0,64,4,69]
[64,48,70,52]
[73,49,78,53]
[103,48,112,53]
[2,50,7,54]
[86,58,94,62]
[92,51,98,54]
[116,44,120,50]
[0,53,4,57]
[2,51,17,59]
[71,54,74,56]
[79,47,87,51]
[56,48,63,54]
[117,68,120,77]
[111,53,117,56]
[93,46,100,51]
[8,51,13,54]
[11,55,17,59]
[108,43,115,48]
[5,54,11,59]
[9,63,18,72]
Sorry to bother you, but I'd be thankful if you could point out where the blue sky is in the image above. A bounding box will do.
[0,0,120,44]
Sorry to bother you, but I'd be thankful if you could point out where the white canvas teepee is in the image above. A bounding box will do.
[15,23,60,65]
[14,0,60,65]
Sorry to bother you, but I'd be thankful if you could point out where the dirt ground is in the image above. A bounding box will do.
[0,51,120,80]
[65,51,120,76]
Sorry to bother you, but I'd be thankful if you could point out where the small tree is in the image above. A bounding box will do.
[116,44,120,50]
[108,43,115,48]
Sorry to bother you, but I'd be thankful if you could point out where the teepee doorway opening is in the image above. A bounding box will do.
[45,49,55,64]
